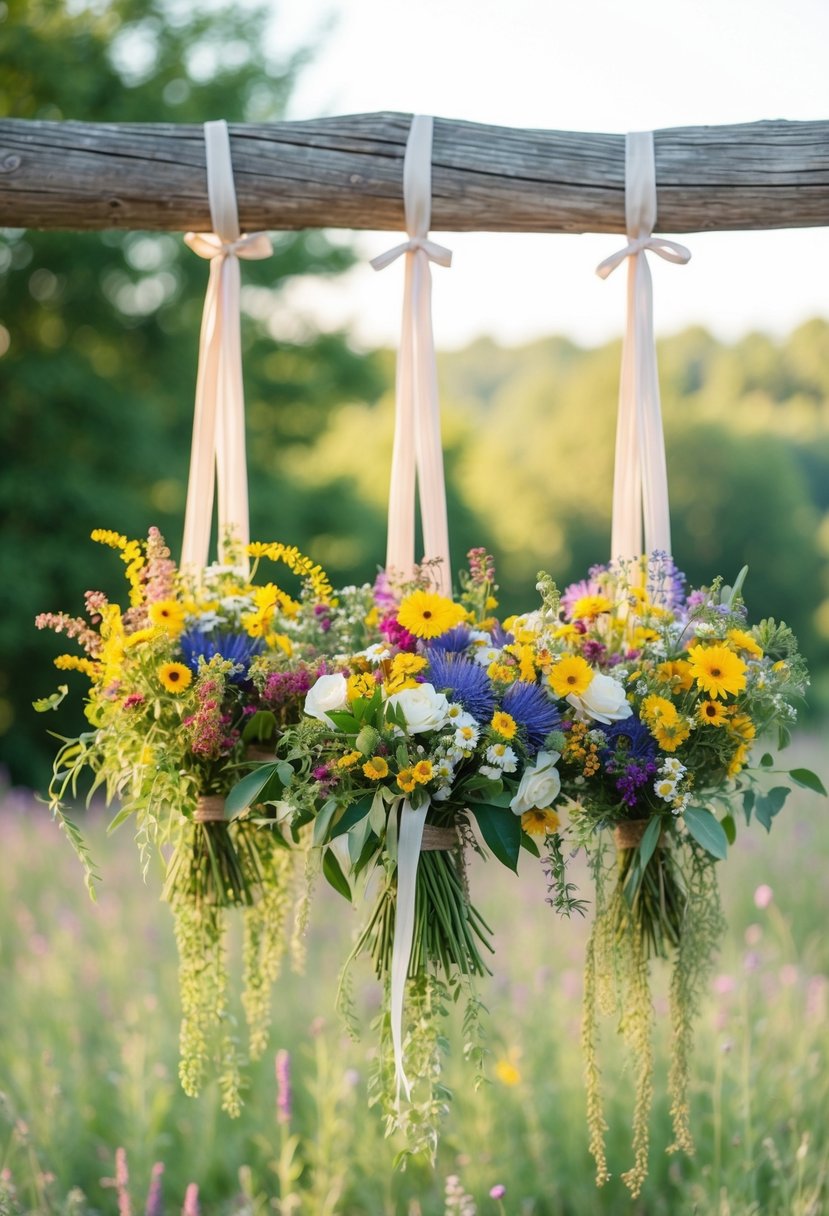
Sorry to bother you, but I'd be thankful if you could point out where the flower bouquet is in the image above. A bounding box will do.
[35,527,336,1113]
[516,554,823,1195]
[230,551,564,1157]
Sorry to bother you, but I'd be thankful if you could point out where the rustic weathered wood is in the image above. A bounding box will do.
[1,113,828,234]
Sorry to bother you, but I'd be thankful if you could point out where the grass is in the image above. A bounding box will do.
[0,735,827,1215]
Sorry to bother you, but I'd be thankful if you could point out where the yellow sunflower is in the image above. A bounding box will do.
[687,644,747,700]
[569,594,612,620]
[157,662,192,693]
[548,655,594,698]
[397,590,466,640]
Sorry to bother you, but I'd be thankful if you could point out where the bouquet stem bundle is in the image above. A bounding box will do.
[355,833,493,983]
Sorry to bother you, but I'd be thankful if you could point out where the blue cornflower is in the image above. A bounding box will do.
[501,681,561,753]
[601,714,657,763]
[425,625,472,654]
[425,650,495,722]
[179,630,265,683]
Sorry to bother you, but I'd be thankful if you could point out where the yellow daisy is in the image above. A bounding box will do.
[157,662,192,693]
[148,599,186,636]
[397,590,466,640]
[412,760,433,784]
[363,756,389,780]
[651,718,691,752]
[337,751,362,770]
[491,711,517,739]
[687,644,747,700]
[640,693,678,725]
[548,655,593,698]
[521,807,560,836]
[697,699,728,727]
[569,594,612,620]
[728,711,756,741]
[656,659,694,693]
[727,628,764,659]
[396,768,417,793]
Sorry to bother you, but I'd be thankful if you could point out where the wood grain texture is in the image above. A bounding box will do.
[1,113,827,233]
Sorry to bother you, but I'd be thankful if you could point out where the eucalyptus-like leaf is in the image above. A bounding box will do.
[684,806,729,860]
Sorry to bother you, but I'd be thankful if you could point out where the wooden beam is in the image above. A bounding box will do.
[1,113,828,234]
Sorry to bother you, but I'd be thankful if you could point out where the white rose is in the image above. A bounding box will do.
[567,672,632,725]
[510,750,562,815]
[386,682,450,734]
[304,673,349,727]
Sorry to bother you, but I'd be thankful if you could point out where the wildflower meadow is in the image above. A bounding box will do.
[1,733,826,1215]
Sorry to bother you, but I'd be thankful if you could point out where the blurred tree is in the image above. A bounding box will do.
[0,0,386,785]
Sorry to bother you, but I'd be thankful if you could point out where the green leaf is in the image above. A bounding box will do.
[241,709,277,743]
[276,761,294,787]
[312,798,340,847]
[778,723,792,751]
[721,813,737,845]
[32,685,69,713]
[330,795,373,841]
[520,831,540,857]
[322,848,352,901]
[225,763,283,816]
[684,806,729,860]
[742,788,755,825]
[637,815,663,870]
[347,813,373,865]
[327,711,359,734]
[759,753,774,768]
[755,786,789,831]
[468,804,522,872]
[789,768,828,796]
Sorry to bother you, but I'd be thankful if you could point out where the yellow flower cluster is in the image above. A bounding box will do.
[397,590,466,640]
[91,529,145,608]
[54,653,100,679]
[640,694,692,752]
[396,760,433,792]
[247,542,333,604]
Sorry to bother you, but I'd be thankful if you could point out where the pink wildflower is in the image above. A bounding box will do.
[275,1050,292,1125]
[181,1183,201,1216]
[144,527,177,603]
[144,1162,164,1216]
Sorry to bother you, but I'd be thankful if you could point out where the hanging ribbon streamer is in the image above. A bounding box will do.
[371,115,452,596]
[596,130,691,566]
[181,120,272,577]
[389,796,430,1103]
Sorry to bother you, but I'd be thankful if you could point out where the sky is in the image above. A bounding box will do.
[261,0,829,352]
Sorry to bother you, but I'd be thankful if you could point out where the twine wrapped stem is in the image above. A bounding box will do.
[194,794,226,823]
[420,824,458,852]
[613,819,666,850]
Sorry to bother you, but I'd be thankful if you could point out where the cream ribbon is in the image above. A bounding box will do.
[181,120,272,578]
[596,131,691,566]
[389,796,430,1104]
[371,115,452,596]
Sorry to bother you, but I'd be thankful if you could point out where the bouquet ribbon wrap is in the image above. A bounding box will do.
[182,119,272,578]
[596,130,690,565]
[372,115,452,595]
[391,795,430,1102]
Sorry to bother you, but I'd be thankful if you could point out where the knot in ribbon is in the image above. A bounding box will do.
[184,229,273,262]
[595,234,691,280]
[370,234,453,273]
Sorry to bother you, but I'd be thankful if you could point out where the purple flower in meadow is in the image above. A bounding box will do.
[489,1183,506,1199]
[115,1147,132,1216]
[276,1049,292,1125]
[144,1162,164,1216]
[754,884,774,910]
[181,1183,200,1216]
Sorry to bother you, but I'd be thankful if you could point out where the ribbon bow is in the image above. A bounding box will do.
[370,114,452,598]
[598,131,691,575]
[180,121,272,580]
[183,230,273,262]
[370,235,453,272]
[595,234,691,280]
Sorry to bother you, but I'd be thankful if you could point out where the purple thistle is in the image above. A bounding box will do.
[501,681,561,753]
[424,624,472,654]
[581,639,606,664]
[275,1049,292,1125]
[425,650,495,722]
[181,1184,200,1216]
[144,1162,164,1216]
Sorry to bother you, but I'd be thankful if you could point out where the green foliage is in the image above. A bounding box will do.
[0,0,384,787]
